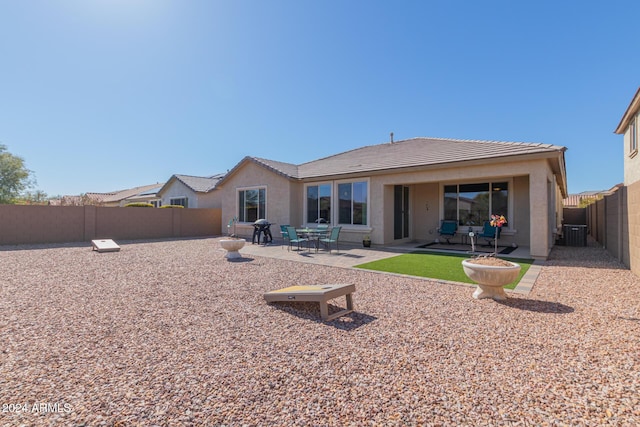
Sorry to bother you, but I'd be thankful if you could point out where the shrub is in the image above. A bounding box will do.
[124,203,154,208]
[160,204,185,209]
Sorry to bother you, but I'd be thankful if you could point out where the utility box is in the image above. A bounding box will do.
[563,224,587,247]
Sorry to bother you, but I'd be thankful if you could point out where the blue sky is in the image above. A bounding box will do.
[1,0,638,197]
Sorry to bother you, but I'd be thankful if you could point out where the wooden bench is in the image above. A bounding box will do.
[264,284,355,321]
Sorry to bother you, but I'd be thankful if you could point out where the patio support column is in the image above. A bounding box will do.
[529,169,550,259]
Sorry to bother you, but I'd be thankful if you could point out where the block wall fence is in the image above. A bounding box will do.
[0,205,222,245]
[581,182,640,276]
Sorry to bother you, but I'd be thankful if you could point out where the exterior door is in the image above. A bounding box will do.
[394,185,409,240]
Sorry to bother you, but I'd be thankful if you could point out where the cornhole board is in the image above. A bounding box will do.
[264,283,355,321]
[91,239,121,253]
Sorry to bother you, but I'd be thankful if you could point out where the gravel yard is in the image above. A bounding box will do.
[0,237,638,426]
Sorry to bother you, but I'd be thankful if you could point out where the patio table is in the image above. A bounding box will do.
[296,228,330,252]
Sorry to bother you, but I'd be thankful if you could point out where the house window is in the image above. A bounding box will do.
[630,114,638,156]
[238,187,266,222]
[306,183,331,224]
[170,197,188,208]
[150,199,162,208]
[443,182,508,226]
[338,181,368,225]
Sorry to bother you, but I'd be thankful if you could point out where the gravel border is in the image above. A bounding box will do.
[1,237,638,426]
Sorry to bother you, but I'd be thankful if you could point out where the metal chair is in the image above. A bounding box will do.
[477,221,501,246]
[438,220,458,244]
[279,224,290,249]
[286,226,308,251]
[319,226,341,254]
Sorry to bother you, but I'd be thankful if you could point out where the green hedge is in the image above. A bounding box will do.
[124,203,154,208]
[160,204,185,209]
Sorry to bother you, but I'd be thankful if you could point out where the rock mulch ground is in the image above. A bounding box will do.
[0,238,638,426]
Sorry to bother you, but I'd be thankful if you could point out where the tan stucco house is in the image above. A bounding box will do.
[86,183,163,207]
[614,87,640,273]
[614,87,640,186]
[157,173,224,208]
[216,137,568,259]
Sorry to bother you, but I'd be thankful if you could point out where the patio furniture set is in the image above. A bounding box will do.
[438,220,502,246]
[279,225,341,254]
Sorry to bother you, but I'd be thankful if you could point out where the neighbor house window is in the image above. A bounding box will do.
[443,182,508,226]
[338,181,368,225]
[630,114,638,156]
[238,187,266,222]
[306,183,332,224]
[150,199,162,208]
[170,197,188,207]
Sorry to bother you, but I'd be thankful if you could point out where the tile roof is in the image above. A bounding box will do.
[298,137,565,178]
[241,137,566,180]
[86,183,162,203]
[249,158,301,179]
[614,87,640,134]
[562,184,622,207]
[172,174,224,192]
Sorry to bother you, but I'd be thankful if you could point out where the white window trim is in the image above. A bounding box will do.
[334,177,371,230]
[302,178,371,229]
[236,186,267,223]
[302,181,333,227]
[169,196,188,208]
[630,113,638,158]
[439,179,514,232]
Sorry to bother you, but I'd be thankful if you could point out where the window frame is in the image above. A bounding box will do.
[630,113,638,158]
[303,182,333,226]
[169,197,188,208]
[441,180,512,230]
[237,186,267,223]
[336,178,370,227]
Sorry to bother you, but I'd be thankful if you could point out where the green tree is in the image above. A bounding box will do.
[18,190,49,205]
[0,144,34,204]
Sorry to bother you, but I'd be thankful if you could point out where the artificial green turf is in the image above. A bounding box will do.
[354,251,533,289]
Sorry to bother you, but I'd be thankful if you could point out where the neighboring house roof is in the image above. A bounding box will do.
[158,173,225,195]
[124,185,163,203]
[614,87,640,134]
[218,137,567,192]
[85,183,162,204]
[563,193,600,207]
[562,184,622,207]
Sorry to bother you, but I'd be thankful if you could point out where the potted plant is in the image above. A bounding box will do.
[362,235,371,248]
[220,216,246,259]
[462,214,520,300]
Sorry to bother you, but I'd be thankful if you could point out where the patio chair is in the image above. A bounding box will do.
[477,221,501,246]
[438,220,458,244]
[286,226,308,252]
[319,226,341,254]
[279,224,290,249]
[316,224,329,235]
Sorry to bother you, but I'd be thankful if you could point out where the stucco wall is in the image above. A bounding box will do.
[217,155,562,255]
[623,122,640,185]
[512,175,531,247]
[371,158,554,252]
[628,181,640,273]
[196,190,222,209]
[411,182,440,242]
[161,181,198,207]
[159,180,221,209]
[218,162,296,239]
[0,205,221,245]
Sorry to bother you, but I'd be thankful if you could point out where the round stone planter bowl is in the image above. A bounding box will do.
[462,258,521,300]
[220,238,246,259]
